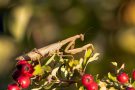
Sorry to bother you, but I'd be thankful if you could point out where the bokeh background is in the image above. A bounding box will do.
[1,0,135,89]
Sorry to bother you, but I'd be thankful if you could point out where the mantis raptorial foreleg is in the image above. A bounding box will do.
[65,44,94,54]
[64,40,75,53]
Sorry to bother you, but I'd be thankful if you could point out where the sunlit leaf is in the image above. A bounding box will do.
[52,67,59,77]
[85,48,92,59]
[43,82,55,89]
[108,72,117,81]
[60,66,68,79]
[83,48,93,65]
[69,60,74,67]
[109,87,116,90]
[95,74,100,82]
[117,64,125,74]
[79,86,85,90]
[111,62,117,67]
[45,54,55,65]
[132,81,135,87]
[83,53,99,70]
[76,58,83,68]
[51,60,63,77]
[33,64,44,76]
[42,65,52,73]
[87,53,99,63]
[99,81,107,90]
[69,60,79,67]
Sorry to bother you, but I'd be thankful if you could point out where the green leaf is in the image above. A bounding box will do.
[51,61,62,77]
[108,72,117,81]
[68,60,74,67]
[85,53,99,67]
[79,86,85,90]
[57,64,65,79]
[43,82,55,89]
[33,64,44,76]
[83,48,93,65]
[68,60,79,67]
[85,48,92,59]
[45,54,55,65]
[52,67,59,77]
[74,58,83,69]
[132,81,135,87]
[95,74,100,82]
[109,87,117,90]
[60,66,68,79]
[111,62,117,67]
[31,79,48,90]
[42,65,52,73]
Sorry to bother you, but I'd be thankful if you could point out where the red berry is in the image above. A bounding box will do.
[17,60,28,66]
[132,70,135,80]
[16,60,28,69]
[19,63,34,77]
[7,83,20,90]
[17,75,30,88]
[81,74,94,87]
[12,70,21,80]
[126,87,135,90]
[117,72,129,84]
[87,82,98,90]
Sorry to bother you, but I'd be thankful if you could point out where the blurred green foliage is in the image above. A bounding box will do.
[1,0,135,89]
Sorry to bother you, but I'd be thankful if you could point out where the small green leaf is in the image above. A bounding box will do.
[74,60,79,65]
[83,48,93,65]
[68,60,79,67]
[45,54,55,65]
[79,86,85,90]
[117,64,125,74]
[85,48,92,59]
[132,81,135,87]
[85,53,99,66]
[42,65,52,73]
[60,66,68,79]
[69,60,74,67]
[111,62,117,67]
[75,58,83,69]
[52,67,59,77]
[33,64,44,76]
[95,74,100,82]
[108,72,117,81]
[109,87,116,90]
[43,82,55,89]
[51,61,62,77]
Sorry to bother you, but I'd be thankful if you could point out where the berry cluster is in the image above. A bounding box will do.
[81,74,98,90]
[7,60,34,90]
[116,71,135,90]
[7,47,135,90]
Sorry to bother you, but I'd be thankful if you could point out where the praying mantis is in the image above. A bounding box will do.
[16,34,94,61]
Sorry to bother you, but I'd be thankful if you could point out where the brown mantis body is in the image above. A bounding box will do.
[16,34,94,61]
